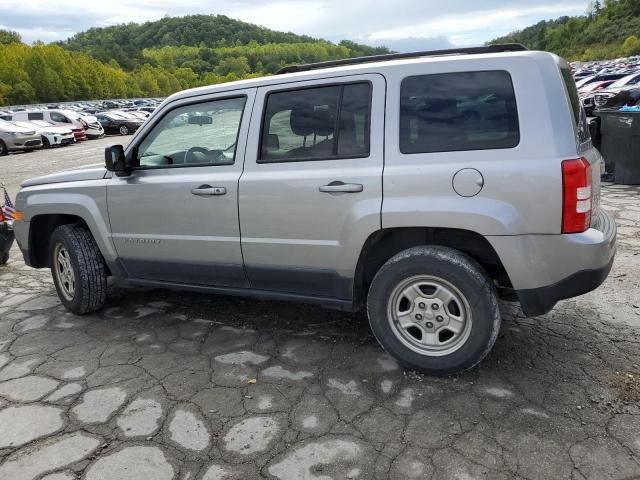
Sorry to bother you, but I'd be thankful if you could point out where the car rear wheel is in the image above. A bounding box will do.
[367,246,501,375]
[119,125,129,135]
[0,140,7,156]
[50,224,107,315]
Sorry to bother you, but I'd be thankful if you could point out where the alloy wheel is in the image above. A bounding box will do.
[387,275,472,356]
[53,244,75,301]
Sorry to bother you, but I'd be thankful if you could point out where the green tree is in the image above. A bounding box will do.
[0,30,21,45]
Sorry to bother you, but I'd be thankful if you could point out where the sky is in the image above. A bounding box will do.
[0,0,591,51]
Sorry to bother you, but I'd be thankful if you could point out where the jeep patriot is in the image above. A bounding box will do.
[12,45,617,373]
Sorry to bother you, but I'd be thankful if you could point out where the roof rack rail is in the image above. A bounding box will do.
[276,43,528,75]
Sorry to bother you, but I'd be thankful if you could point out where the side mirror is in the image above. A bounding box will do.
[105,145,130,176]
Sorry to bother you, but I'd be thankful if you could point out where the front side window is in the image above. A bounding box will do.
[400,71,520,154]
[137,96,246,168]
[50,112,70,123]
[260,82,371,162]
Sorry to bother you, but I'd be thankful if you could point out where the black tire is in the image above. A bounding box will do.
[119,125,129,135]
[0,251,8,265]
[42,136,51,148]
[367,246,501,375]
[0,140,7,156]
[49,224,107,314]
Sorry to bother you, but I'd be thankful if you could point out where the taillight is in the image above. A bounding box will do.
[562,157,592,233]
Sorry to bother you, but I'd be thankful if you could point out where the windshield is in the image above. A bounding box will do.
[107,113,127,120]
[608,74,640,88]
[575,76,595,88]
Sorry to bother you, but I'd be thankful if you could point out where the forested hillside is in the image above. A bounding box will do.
[491,0,640,60]
[0,14,389,106]
[58,15,388,70]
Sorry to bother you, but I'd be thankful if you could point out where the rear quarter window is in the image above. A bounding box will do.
[400,70,520,154]
[560,68,590,145]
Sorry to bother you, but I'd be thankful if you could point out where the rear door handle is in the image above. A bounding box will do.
[319,181,364,193]
[191,185,226,196]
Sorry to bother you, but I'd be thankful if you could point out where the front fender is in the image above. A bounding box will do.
[16,179,116,263]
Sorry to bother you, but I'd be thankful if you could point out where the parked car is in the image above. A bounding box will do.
[593,73,640,109]
[580,81,618,115]
[12,120,75,148]
[67,112,104,139]
[95,112,143,135]
[0,118,43,155]
[594,88,640,111]
[9,110,87,141]
[578,80,616,94]
[575,73,627,89]
[12,45,616,374]
[127,111,149,120]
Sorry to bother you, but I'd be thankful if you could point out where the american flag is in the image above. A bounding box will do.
[2,187,15,221]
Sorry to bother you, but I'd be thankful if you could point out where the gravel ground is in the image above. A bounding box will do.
[0,139,639,480]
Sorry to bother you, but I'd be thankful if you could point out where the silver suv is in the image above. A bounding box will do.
[12,45,617,374]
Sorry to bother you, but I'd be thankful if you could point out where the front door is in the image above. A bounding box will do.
[239,75,385,300]
[107,90,255,287]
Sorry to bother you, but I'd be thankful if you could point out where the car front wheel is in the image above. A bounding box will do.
[367,246,501,375]
[50,224,107,314]
[119,125,129,135]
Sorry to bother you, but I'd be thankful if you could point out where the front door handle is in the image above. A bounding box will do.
[191,185,226,196]
[319,181,364,193]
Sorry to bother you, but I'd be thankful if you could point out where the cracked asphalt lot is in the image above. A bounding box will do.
[1,141,640,479]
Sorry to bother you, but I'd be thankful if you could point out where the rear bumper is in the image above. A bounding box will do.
[488,208,617,316]
[516,255,614,316]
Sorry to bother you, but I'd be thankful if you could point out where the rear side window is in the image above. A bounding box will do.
[259,82,371,162]
[400,71,519,154]
[560,68,590,145]
[27,112,44,121]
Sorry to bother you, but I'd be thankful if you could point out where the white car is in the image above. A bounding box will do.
[66,112,105,139]
[12,120,75,148]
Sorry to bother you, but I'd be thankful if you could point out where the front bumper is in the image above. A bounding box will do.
[7,134,43,151]
[488,208,617,316]
[72,130,87,141]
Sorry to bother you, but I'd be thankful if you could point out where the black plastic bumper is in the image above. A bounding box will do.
[516,255,615,317]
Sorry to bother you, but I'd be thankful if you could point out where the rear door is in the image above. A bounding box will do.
[239,74,385,300]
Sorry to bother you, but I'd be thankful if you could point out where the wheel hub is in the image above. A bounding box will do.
[387,275,473,357]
